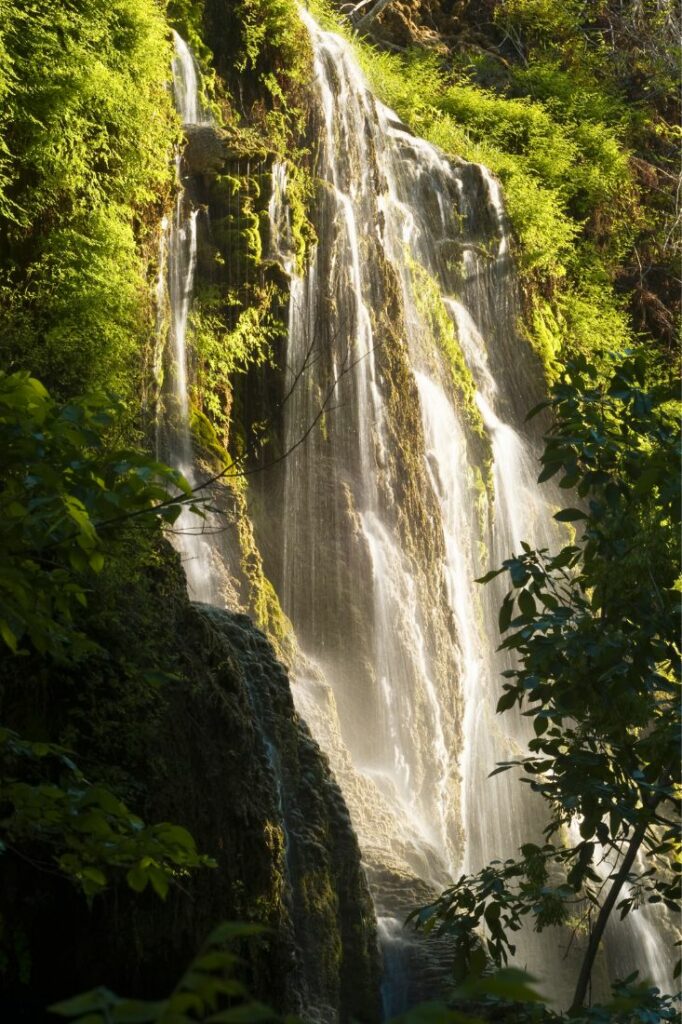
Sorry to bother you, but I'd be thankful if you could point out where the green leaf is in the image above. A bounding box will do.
[80,867,107,889]
[537,462,561,483]
[496,690,517,714]
[533,715,548,736]
[553,507,587,522]
[454,967,542,1002]
[548,546,579,569]
[126,866,149,893]
[50,989,119,1017]
[148,865,169,900]
[525,401,551,421]
[89,550,105,573]
[509,561,529,587]
[475,568,503,585]
[110,1000,167,1022]
[207,923,268,944]
[498,596,514,633]
[0,619,19,652]
[193,952,240,973]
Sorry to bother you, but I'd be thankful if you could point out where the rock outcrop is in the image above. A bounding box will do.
[0,538,381,1024]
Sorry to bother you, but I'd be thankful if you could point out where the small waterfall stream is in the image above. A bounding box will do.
[159,32,219,604]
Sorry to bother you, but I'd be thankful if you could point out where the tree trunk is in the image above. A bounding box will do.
[569,820,647,1011]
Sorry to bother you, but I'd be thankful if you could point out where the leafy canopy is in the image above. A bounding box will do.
[0,727,215,900]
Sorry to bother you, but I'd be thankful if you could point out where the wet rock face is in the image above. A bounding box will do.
[196,606,383,1024]
[183,124,237,175]
[0,542,380,1024]
[183,123,227,174]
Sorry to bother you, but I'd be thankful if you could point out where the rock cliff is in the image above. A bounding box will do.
[0,537,381,1023]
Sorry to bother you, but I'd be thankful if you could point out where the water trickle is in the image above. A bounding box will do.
[158,34,220,604]
[171,30,210,126]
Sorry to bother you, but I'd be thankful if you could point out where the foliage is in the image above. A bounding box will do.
[231,0,311,121]
[49,950,680,1024]
[0,372,216,915]
[412,354,680,1006]
[203,0,313,155]
[0,0,177,402]
[490,0,680,356]
[445,966,680,1023]
[50,922,287,1023]
[192,284,279,439]
[0,727,214,901]
[0,371,196,660]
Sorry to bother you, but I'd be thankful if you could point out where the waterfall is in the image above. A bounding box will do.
[258,8,676,1009]
[171,30,210,127]
[160,32,218,604]
[162,15,674,1015]
[161,39,386,1024]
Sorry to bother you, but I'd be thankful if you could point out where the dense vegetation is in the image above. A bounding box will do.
[315,0,679,383]
[413,352,680,1016]
[0,0,678,1020]
[0,0,177,409]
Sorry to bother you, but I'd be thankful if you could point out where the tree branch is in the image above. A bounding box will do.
[353,0,397,31]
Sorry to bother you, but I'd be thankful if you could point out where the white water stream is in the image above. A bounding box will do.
[161,33,219,604]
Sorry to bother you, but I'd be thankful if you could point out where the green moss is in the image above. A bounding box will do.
[299,870,343,983]
[191,408,230,465]
[407,256,486,443]
[0,0,177,408]
[191,284,283,439]
[524,280,632,380]
[234,488,296,663]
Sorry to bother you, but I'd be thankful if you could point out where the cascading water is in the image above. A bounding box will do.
[160,40,386,1024]
[257,8,676,1010]
[159,33,220,604]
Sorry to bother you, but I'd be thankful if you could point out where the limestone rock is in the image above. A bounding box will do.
[183,123,233,175]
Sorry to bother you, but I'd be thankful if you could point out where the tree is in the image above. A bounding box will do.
[342,0,395,31]
[412,352,681,1012]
